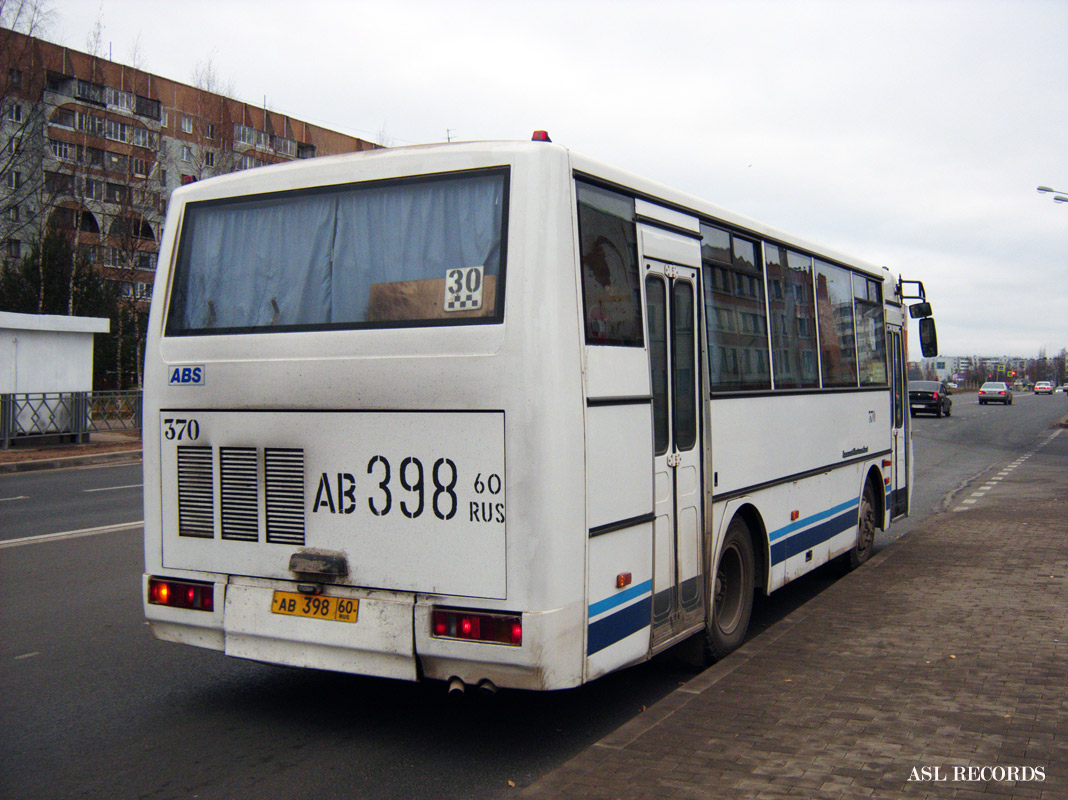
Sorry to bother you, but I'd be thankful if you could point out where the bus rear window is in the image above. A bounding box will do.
[165,169,508,335]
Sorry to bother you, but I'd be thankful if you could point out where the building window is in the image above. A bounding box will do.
[84,178,103,200]
[181,145,193,162]
[131,128,157,149]
[105,182,128,203]
[204,151,215,168]
[135,95,161,120]
[160,110,168,127]
[51,107,75,128]
[8,69,22,90]
[105,118,130,143]
[205,123,216,139]
[8,204,19,222]
[107,88,134,111]
[106,151,129,173]
[6,239,21,259]
[6,103,21,123]
[77,111,106,136]
[6,171,22,189]
[235,124,256,146]
[132,157,151,177]
[181,116,193,134]
[76,79,106,105]
[49,139,73,160]
[274,136,296,157]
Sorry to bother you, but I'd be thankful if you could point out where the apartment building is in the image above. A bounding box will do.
[1,29,378,304]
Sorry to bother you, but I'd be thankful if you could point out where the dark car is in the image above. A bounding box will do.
[908,380,952,417]
[978,381,1013,405]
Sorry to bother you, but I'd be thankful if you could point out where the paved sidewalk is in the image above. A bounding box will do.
[0,431,141,473]
[520,432,1066,799]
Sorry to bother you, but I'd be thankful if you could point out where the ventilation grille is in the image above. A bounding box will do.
[220,447,259,541]
[265,448,306,545]
[174,445,306,546]
[177,446,214,538]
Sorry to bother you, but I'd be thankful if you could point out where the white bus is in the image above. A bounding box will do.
[143,135,935,692]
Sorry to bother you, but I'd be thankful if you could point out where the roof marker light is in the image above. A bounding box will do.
[531,130,552,142]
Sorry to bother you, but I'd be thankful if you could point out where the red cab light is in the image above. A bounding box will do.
[531,130,552,142]
[431,608,522,646]
[148,578,214,611]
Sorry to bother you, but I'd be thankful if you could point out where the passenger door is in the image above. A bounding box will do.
[888,328,909,518]
[645,261,704,649]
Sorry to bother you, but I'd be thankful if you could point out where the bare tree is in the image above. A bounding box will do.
[160,56,241,187]
[1,1,55,262]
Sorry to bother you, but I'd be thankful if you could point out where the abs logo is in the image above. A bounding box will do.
[168,365,205,386]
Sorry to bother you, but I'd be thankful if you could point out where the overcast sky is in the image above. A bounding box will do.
[36,0,1068,360]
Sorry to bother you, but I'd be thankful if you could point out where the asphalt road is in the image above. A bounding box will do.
[1,391,1064,799]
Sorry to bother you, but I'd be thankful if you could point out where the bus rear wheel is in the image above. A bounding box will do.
[847,482,877,570]
[704,517,755,663]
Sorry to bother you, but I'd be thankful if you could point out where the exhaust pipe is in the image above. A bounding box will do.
[447,676,466,695]
[477,679,498,696]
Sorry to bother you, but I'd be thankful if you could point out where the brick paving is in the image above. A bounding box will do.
[521,442,1066,799]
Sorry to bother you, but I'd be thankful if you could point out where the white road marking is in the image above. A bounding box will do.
[0,521,144,549]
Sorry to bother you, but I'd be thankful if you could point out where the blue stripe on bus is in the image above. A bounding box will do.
[769,507,858,565]
[588,579,653,619]
[587,596,652,656]
[768,497,858,542]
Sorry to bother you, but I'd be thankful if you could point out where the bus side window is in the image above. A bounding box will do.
[576,182,643,347]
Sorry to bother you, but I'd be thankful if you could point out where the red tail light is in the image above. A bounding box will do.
[932,392,939,400]
[431,608,522,646]
[148,578,214,611]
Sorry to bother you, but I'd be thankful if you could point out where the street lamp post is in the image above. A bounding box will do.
[1036,186,1068,203]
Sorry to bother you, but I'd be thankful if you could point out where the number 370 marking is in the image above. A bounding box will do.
[163,418,200,440]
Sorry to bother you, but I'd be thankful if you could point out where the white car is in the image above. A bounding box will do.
[1034,381,1053,395]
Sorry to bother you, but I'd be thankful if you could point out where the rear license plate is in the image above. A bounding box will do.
[271,591,358,623]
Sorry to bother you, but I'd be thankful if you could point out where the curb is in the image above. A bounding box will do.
[0,449,142,474]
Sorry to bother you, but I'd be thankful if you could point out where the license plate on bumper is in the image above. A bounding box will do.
[271,591,358,623]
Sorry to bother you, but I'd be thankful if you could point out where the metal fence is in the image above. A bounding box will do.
[0,390,142,449]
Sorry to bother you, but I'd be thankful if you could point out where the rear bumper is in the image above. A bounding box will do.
[144,575,416,680]
[909,400,942,413]
[144,575,583,690]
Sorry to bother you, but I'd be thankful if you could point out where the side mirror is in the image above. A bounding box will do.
[909,302,933,319]
[919,318,938,358]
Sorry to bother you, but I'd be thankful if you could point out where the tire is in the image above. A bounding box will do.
[936,406,943,418]
[945,404,951,417]
[846,481,877,571]
[704,517,755,663]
